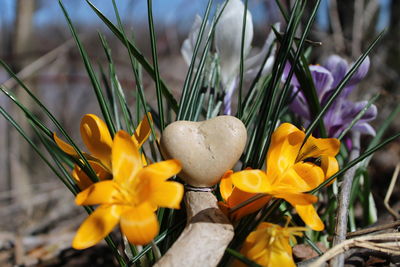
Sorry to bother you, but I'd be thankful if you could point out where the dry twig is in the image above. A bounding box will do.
[330,132,360,267]
[2,39,74,89]
[384,163,400,219]
[310,233,400,267]
[346,220,400,238]
[328,0,345,53]
[351,0,365,56]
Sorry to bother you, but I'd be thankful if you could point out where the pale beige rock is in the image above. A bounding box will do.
[153,191,234,267]
[160,116,247,187]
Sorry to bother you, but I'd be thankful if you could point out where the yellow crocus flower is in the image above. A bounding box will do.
[53,113,152,189]
[235,222,305,267]
[219,170,271,221]
[231,123,339,231]
[72,130,183,249]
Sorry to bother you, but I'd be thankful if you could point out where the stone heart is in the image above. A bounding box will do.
[160,116,247,187]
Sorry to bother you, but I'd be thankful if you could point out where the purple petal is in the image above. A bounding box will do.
[324,113,344,138]
[360,103,377,122]
[289,87,310,120]
[344,137,353,150]
[341,56,370,97]
[323,100,348,137]
[353,122,376,136]
[328,100,377,137]
[282,63,300,87]
[323,55,348,88]
[348,56,370,86]
[309,65,334,105]
[342,100,377,122]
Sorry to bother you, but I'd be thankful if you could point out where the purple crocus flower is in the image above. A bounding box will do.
[285,55,377,138]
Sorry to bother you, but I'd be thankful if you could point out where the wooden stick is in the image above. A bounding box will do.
[310,233,400,267]
[154,191,234,267]
[384,163,400,219]
[330,132,360,267]
[346,220,400,238]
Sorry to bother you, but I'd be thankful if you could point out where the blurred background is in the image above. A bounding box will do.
[0,0,399,265]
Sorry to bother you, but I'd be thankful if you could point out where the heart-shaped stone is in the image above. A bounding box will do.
[160,116,247,187]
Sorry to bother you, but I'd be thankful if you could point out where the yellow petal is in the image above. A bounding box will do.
[120,203,159,245]
[132,113,153,148]
[72,160,112,190]
[231,170,270,193]
[292,162,325,190]
[80,114,113,168]
[72,204,123,250]
[227,188,271,221]
[148,181,184,209]
[75,180,124,206]
[294,204,325,231]
[268,245,296,267]
[72,165,93,190]
[321,156,339,180]
[137,159,181,182]
[274,192,317,206]
[270,123,300,144]
[297,134,340,161]
[275,166,313,192]
[245,232,270,260]
[112,130,142,187]
[53,132,78,156]
[219,170,234,201]
[135,160,183,208]
[266,124,302,177]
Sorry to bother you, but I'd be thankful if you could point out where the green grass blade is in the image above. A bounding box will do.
[272,0,326,137]
[255,0,322,168]
[360,103,400,167]
[237,0,249,118]
[275,0,289,21]
[246,0,305,168]
[0,71,97,180]
[205,57,219,119]
[99,32,135,134]
[99,64,120,130]
[241,42,275,118]
[31,123,80,195]
[177,0,213,119]
[86,0,178,113]
[2,86,99,184]
[179,0,231,120]
[0,106,78,195]
[243,76,271,127]
[366,104,400,150]
[182,41,210,120]
[59,0,116,136]
[146,0,164,131]
[1,86,53,137]
[193,90,206,121]
[110,0,159,147]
